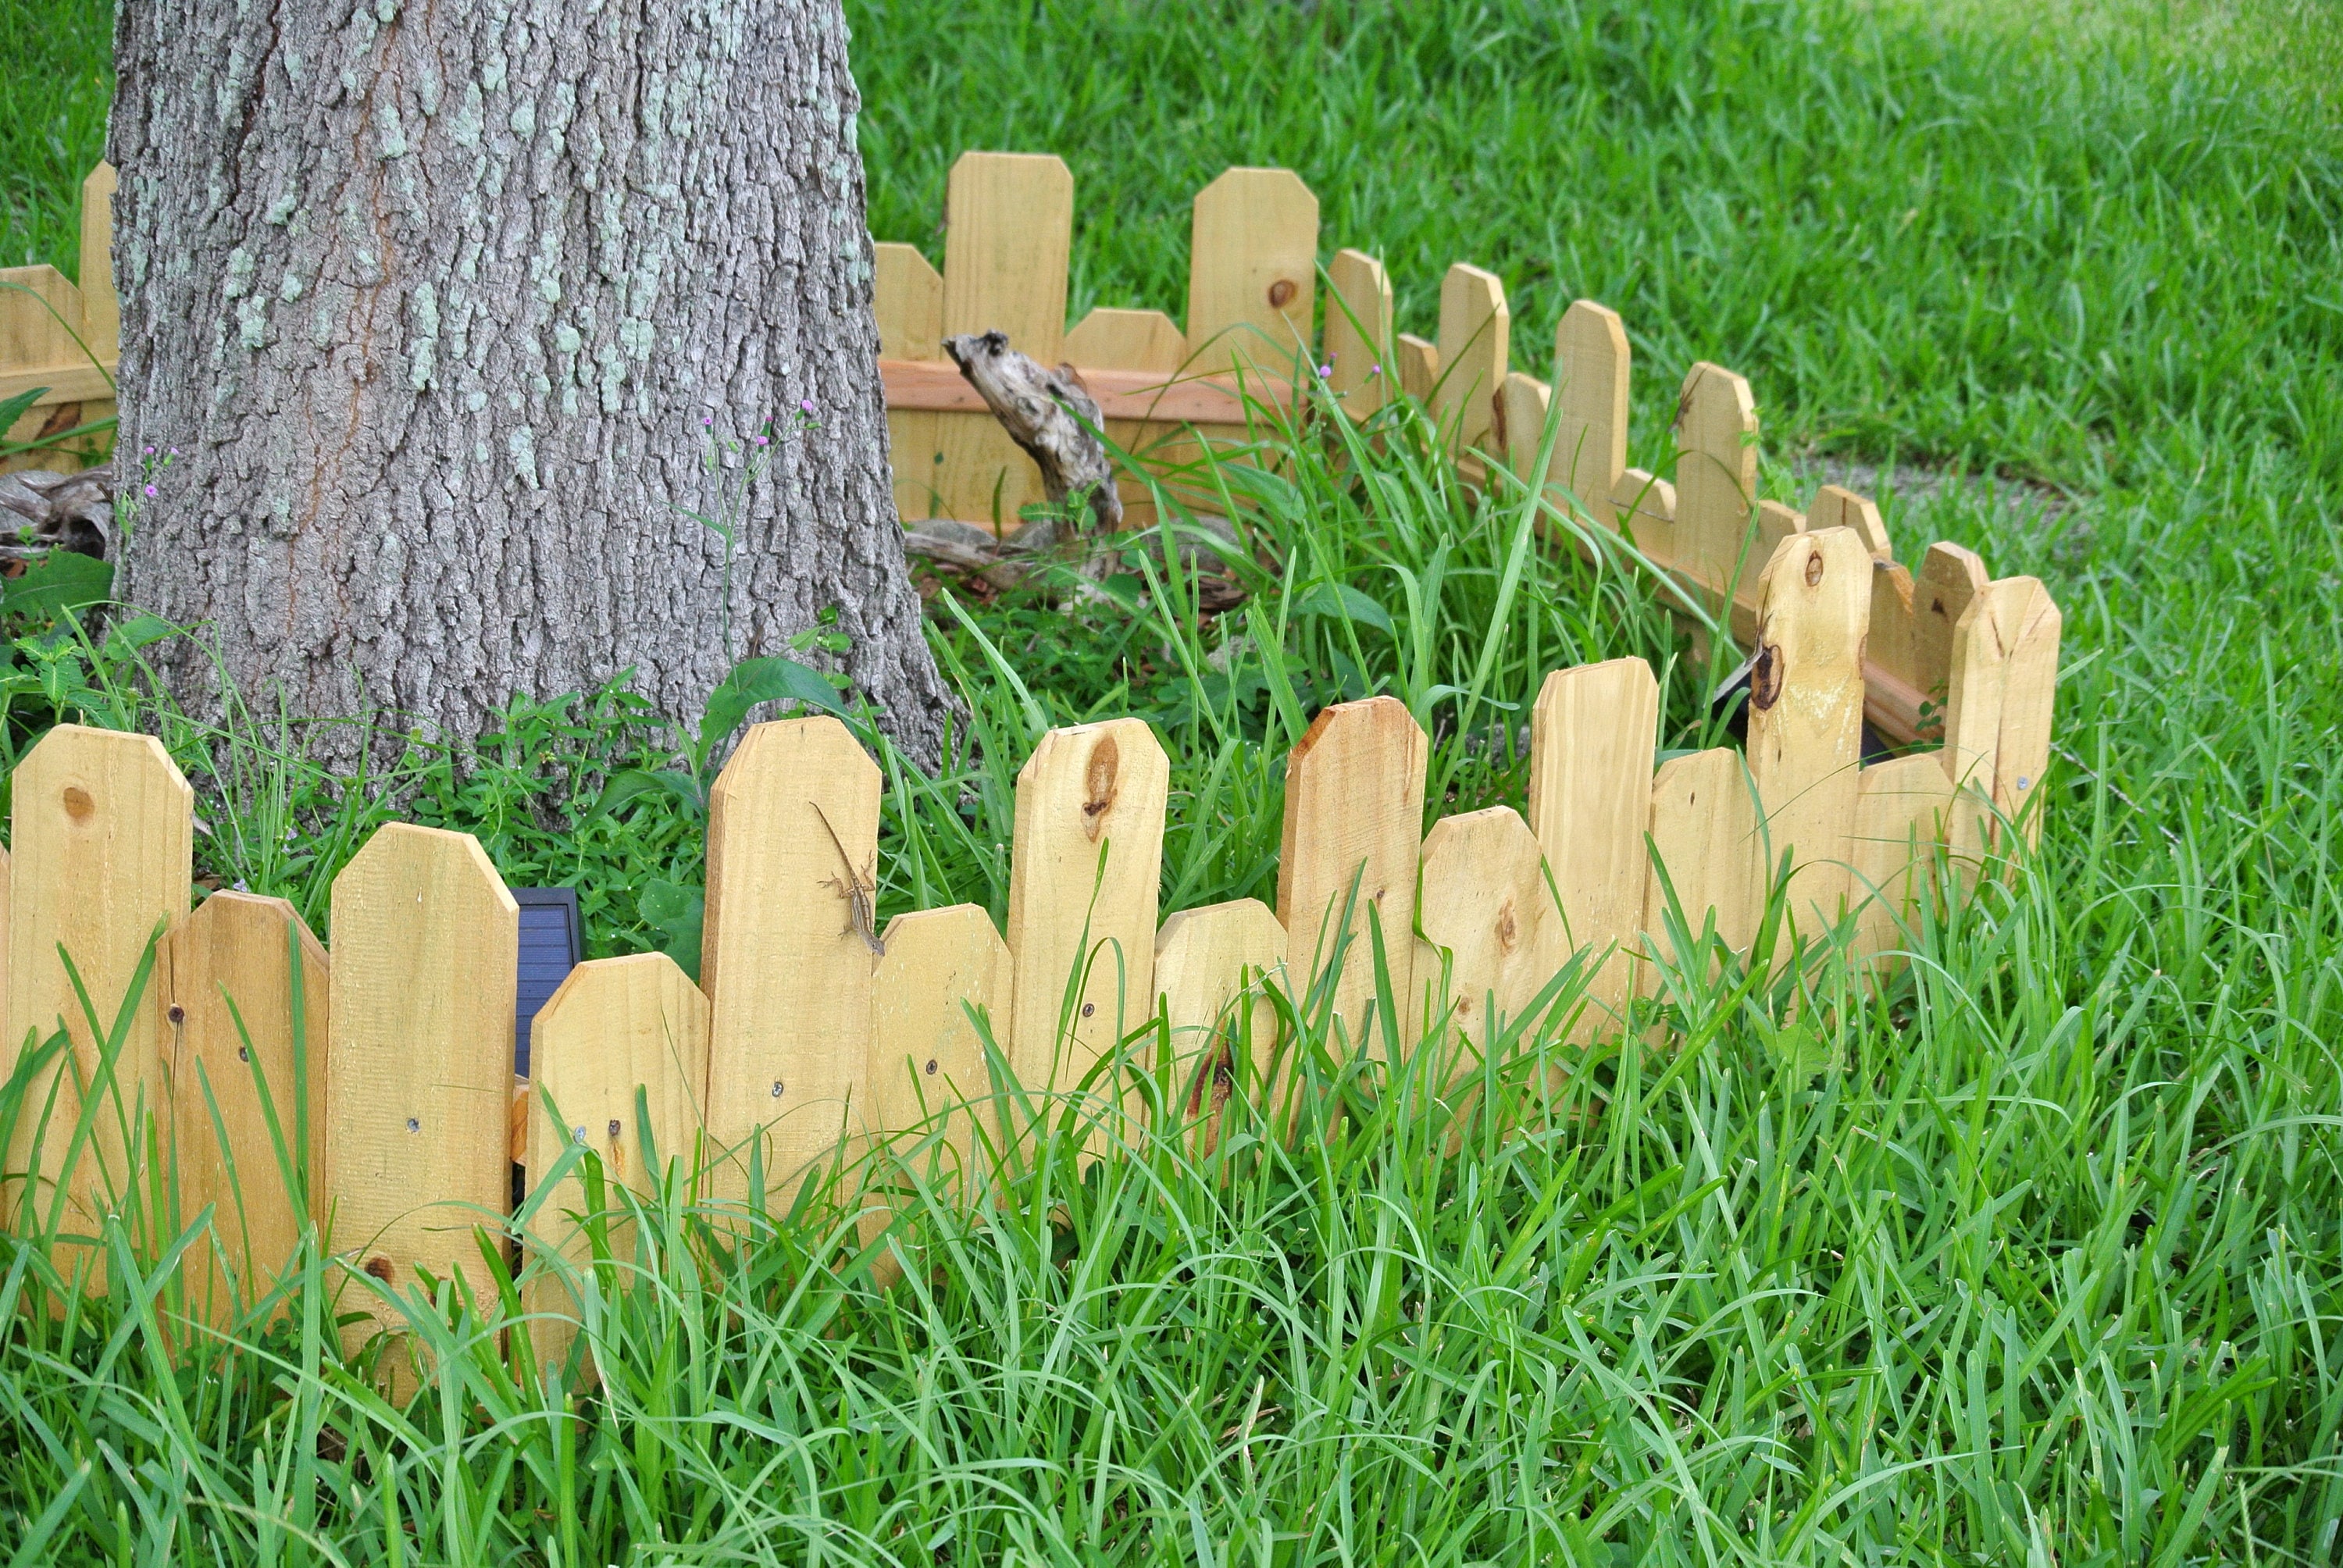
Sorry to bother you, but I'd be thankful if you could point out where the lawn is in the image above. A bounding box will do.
[2,0,2341,1562]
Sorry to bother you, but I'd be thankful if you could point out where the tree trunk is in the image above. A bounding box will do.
[107,0,950,764]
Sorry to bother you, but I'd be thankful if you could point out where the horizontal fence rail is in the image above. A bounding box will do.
[0,526,2058,1353]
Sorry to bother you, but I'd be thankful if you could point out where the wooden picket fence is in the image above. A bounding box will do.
[0,512,2055,1342]
[878,150,2042,754]
[17,151,2024,758]
[3,151,2058,1358]
[0,166,116,474]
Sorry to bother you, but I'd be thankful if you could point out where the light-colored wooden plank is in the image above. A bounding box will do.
[1394,333,1439,405]
[1324,248,1393,419]
[1278,696,1428,1053]
[325,824,516,1363]
[0,265,84,372]
[1497,371,1551,486]
[1850,754,1954,965]
[1912,540,1990,722]
[1065,307,1187,372]
[1154,899,1286,1144]
[1553,301,1631,529]
[1807,483,1890,559]
[1006,719,1170,1128]
[1672,362,1759,600]
[1418,807,1564,1060]
[78,163,118,362]
[1064,308,1190,528]
[936,151,1074,528]
[1433,263,1508,455]
[1746,527,1873,939]
[1642,747,1762,974]
[1864,558,1924,739]
[1186,167,1318,377]
[162,893,329,1324]
[874,242,944,362]
[1528,658,1659,1036]
[872,903,1009,1192]
[701,717,881,1203]
[1611,468,1678,562]
[4,726,191,1274]
[875,242,945,523]
[522,952,708,1374]
[1942,576,2061,850]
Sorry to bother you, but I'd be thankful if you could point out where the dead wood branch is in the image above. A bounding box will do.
[942,330,1122,539]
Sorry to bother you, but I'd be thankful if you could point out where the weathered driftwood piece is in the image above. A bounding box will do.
[0,461,112,559]
[942,330,1121,539]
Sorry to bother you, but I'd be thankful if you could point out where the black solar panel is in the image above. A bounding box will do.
[512,887,582,1078]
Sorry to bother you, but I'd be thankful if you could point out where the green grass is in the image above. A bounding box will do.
[0,0,109,276]
[2,0,2341,1561]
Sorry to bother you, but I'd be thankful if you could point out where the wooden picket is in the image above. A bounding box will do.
[162,891,329,1324]
[4,727,190,1283]
[1,150,2070,1349]
[522,952,707,1370]
[323,823,516,1367]
[701,717,881,1203]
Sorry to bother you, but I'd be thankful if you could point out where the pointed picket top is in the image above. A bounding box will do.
[1746,527,1874,935]
[1186,167,1319,377]
[1912,540,1991,717]
[1673,362,1759,598]
[4,724,191,1274]
[873,903,1010,1184]
[1434,263,1508,454]
[1418,807,1564,1057]
[1528,658,1659,1033]
[1278,696,1428,1052]
[1807,483,1891,559]
[162,891,330,1326]
[1324,248,1394,419]
[325,822,517,1368]
[1066,308,1188,372]
[1154,898,1287,1142]
[701,716,881,1203]
[1552,301,1631,529]
[1005,718,1170,1121]
[1942,576,2061,850]
[1498,372,1552,483]
[522,951,708,1374]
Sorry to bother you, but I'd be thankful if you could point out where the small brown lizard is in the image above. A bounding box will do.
[812,803,885,957]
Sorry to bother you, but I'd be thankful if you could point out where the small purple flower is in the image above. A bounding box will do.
[798,398,815,415]
[143,444,155,455]
[1318,363,1332,379]
[169,447,180,456]
[143,483,157,497]
[754,434,769,446]
[1369,362,1383,378]
[701,415,713,427]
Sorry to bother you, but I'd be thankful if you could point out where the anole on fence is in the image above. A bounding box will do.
[812,802,886,957]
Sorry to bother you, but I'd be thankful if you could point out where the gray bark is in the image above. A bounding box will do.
[108,0,951,764]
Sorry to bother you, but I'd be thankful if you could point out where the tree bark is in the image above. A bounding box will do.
[108,0,951,764]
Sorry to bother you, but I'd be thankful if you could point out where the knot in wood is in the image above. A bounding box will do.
[62,785,95,821]
[1496,903,1519,954]
[1804,551,1825,588]
[1749,643,1784,713]
[1082,736,1121,841]
[1268,279,1296,308]
[364,1256,394,1283]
